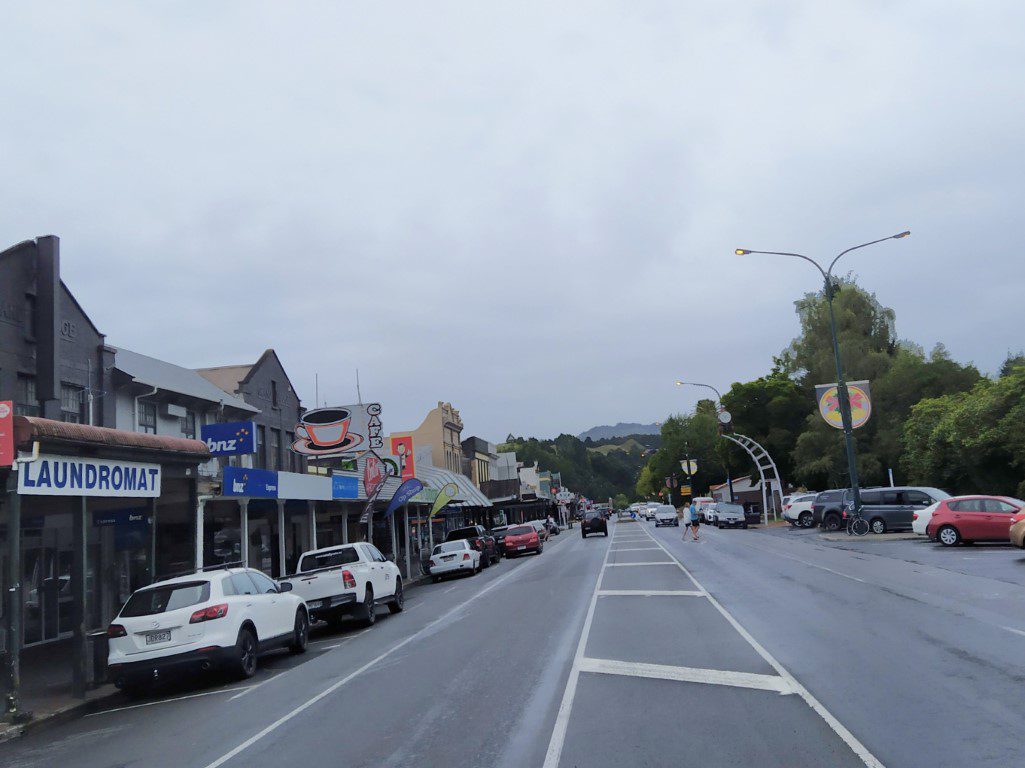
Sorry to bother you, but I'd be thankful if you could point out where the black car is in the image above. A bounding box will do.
[812,486,948,533]
[489,525,511,549]
[445,525,501,566]
[581,511,608,538]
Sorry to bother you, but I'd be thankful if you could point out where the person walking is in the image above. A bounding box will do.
[689,501,701,541]
[682,502,692,541]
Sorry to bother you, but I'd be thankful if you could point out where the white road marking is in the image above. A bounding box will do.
[201,545,552,768]
[604,561,676,567]
[444,585,459,593]
[608,546,661,551]
[597,589,704,597]
[87,686,250,717]
[542,523,613,768]
[645,526,885,767]
[1002,625,1025,638]
[578,657,794,694]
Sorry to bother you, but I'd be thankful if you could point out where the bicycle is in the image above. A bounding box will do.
[844,500,869,536]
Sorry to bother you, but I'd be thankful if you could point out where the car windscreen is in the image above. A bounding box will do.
[120,581,211,617]
[300,547,359,572]
[434,541,466,554]
[719,504,743,514]
[584,512,600,519]
[507,526,534,536]
[447,528,477,540]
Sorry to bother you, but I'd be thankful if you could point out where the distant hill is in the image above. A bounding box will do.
[578,423,661,441]
[589,438,647,455]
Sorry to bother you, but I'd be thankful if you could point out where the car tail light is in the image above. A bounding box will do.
[472,540,483,550]
[784,504,791,511]
[912,513,918,520]
[428,560,437,568]
[463,553,471,560]
[190,603,229,624]
[1011,513,1025,525]
[341,569,357,589]
[108,624,127,638]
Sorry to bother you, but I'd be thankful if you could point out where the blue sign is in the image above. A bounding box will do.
[223,467,278,498]
[92,508,150,527]
[384,478,424,517]
[93,507,150,549]
[201,421,258,456]
[332,475,359,499]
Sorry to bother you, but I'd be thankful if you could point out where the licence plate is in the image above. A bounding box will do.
[308,599,325,609]
[517,545,526,550]
[443,555,455,561]
[146,630,171,645]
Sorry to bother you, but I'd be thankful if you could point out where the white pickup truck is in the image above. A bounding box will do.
[279,542,404,629]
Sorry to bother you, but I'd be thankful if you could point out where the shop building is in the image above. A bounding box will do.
[389,402,464,474]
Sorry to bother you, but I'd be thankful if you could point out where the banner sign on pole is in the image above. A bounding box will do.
[384,478,424,518]
[291,403,383,457]
[0,401,13,467]
[429,482,459,518]
[359,452,387,523]
[815,380,872,430]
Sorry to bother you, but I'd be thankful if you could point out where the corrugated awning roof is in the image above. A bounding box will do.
[113,347,257,413]
[13,416,211,461]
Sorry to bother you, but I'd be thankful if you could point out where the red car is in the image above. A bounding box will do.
[926,495,1025,546]
[503,524,542,557]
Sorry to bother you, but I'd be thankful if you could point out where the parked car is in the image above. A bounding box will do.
[504,524,543,556]
[1010,509,1025,549]
[782,493,818,528]
[813,487,950,533]
[543,518,561,536]
[427,540,481,579]
[926,496,1025,546]
[911,501,942,535]
[489,525,511,549]
[692,497,714,523]
[703,503,720,525]
[581,510,608,537]
[445,525,500,566]
[743,505,762,526]
[280,542,403,629]
[715,502,747,529]
[529,519,550,542]
[107,566,308,694]
[653,505,679,527]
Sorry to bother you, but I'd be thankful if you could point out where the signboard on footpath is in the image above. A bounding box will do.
[0,400,13,467]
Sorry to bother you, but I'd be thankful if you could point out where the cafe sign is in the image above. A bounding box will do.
[18,454,161,498]
[291,403,383,458]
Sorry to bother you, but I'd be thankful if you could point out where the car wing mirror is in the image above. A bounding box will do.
[277,582,293,593]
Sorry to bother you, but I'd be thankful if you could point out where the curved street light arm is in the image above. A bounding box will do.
[827,231,911,279]
[736,249,827,282]
[675,380,723,404]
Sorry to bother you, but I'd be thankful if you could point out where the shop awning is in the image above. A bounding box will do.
[13,416,211,462]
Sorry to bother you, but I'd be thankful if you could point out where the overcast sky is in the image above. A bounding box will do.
[4,2,1023,442]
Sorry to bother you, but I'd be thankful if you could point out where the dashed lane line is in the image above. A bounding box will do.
[577,657,795,694]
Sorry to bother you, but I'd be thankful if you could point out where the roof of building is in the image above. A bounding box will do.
[13,416,211,461]
[113,347,257,413]
[196,364,253,394]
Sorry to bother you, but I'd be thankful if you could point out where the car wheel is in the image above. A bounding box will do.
[938,525,961,547]
[603,530,608,536]
[870,518,886,535]
[289,609,309,654]
[388,578,404,614]
[432,576,440,583]
[537,543,543,554]
[822,513,841,532]
[742,523,748,529]
[234,627,258,679]
[798,512,813,528]
[581,532,587,538]
[359,586,376,627]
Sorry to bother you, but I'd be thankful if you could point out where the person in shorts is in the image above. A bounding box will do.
[682,503,692,540]
[689,502,700,540]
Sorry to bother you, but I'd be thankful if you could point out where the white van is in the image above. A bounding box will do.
[692,497,714,523]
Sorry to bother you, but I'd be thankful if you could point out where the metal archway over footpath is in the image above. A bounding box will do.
[721,433,786,525]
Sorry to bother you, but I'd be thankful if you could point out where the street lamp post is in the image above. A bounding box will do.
[734,231,910,523]
[674,381,734,502]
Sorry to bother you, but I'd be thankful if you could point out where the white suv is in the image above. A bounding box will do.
[782,492,818,528]
[107,567,309,694]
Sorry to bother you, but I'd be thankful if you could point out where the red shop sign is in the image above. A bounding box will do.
[0,401,14,467]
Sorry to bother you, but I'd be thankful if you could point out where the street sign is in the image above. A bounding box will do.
[680,459,698,475]
[680,484,692,496]
[718,411,732,425]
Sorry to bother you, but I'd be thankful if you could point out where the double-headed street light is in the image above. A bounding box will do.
[675,380,734,502]
[734,231,911,521]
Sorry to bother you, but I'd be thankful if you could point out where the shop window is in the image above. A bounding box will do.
[269,428,281,470]
[257,425,267,468]
[60,383,85,424]
[24,294,36,339]
[180,410,196,439]
[271,380,279,408]
[139,402,157,434]
[16,374,39,417]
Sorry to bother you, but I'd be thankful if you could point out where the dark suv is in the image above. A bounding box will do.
[445,525,501,566]
[581,511,608,538]
[813,486,949,533]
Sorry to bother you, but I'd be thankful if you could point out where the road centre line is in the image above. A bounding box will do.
[201,538,554,768]
[88,686,250,717]
[598,589,704,597]
[645,526,885,767]
[578,657,794,694]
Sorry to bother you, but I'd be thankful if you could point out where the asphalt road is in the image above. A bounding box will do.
[3,519,1022,767]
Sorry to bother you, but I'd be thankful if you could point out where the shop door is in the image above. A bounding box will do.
[21,514,74,645]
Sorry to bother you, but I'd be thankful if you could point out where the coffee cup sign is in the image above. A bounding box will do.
[291,403,383,457]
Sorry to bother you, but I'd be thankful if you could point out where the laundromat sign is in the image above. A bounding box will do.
[18,454,161,498]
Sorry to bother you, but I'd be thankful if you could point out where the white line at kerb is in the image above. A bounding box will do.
[542,525,614,768]
[201,548,549,768]
[644,527,885,767]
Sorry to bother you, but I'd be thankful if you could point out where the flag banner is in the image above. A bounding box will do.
[815,380,872,430]
[384,478,424,518]
[429,482,459,518]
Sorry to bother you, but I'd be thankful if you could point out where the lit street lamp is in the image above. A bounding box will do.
[734,231,911,523]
